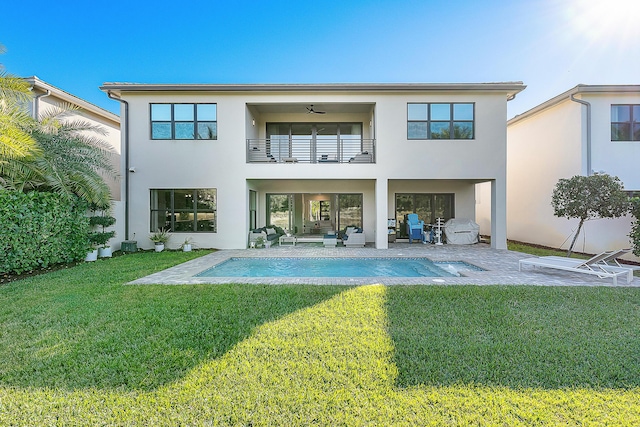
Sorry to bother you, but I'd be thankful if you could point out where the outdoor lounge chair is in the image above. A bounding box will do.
[544,249,639,283]
[519,250,634,286]
[405,214,424,243]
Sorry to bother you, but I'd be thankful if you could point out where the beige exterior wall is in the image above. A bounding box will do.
[477,87,640,261]
[105,84,518,250]
[29,78,122,251]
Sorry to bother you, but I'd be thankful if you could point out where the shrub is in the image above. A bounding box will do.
[630,197,640,257]
[0,191,89,274]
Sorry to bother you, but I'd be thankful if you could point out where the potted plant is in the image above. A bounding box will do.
[85,206,116,260]
[149,228,170,252]
[180,237,194,252]
[85,233,99,262]
[90,213,116,258]
[254,236,265,248]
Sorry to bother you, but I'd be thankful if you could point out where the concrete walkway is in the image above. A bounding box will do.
[129,243,639,287]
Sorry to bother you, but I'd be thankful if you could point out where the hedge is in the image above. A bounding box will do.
[0,191,90,274]
[631,197,640,257]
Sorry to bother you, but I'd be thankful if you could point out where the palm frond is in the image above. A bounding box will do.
[0,111,39,159]
[0,71,33,104]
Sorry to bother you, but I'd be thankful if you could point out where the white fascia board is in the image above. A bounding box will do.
[26,76,120,125]
[100,82,526,99]
[509,84,640,126]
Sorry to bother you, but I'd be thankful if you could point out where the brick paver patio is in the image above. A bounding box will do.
[129,242,639,287]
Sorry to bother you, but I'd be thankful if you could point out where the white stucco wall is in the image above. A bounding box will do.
[111,86,513,250]
[484,89,640,261]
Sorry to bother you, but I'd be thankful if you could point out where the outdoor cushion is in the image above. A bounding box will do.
[266,228,276,235]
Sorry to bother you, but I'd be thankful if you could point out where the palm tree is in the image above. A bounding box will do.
[0,43,39,160]
[0,104,118,207]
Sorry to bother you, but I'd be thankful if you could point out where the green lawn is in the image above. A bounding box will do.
[1,251,640,425]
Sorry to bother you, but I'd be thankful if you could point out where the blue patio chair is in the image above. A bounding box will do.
[406,213,424,243]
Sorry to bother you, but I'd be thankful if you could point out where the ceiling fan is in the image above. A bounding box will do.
[306,105,326,114]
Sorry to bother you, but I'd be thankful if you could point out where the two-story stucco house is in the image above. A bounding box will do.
[100,82,524,250]
[479,85,640,261]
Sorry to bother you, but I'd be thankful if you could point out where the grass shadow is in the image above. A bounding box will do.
[0,252,348,392]
[386,285,640,389]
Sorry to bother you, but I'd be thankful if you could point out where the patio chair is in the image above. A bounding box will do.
[518,250,633,286]
[405,213,424,243]
[343,228,365,247]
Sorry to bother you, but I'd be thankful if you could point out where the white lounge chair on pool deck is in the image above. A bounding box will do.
[519,250,635,286]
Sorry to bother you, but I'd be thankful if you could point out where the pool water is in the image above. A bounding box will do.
[195,257,483,278]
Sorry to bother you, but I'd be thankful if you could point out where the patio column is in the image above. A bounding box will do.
[491,178,507,250]
[375,178,388,249]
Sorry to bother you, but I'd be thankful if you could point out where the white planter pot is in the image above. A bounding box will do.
[154,243,165,252]
[98,247,112,258]
[85,249,98,262]
[182,244,192,252]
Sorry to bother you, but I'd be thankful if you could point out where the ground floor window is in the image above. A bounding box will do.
[395,193,454,238]
[150,189,217,232]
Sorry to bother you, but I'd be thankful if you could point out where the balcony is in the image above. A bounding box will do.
[247,138,376,164]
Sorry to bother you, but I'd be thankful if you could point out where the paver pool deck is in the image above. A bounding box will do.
[130,242,639,286]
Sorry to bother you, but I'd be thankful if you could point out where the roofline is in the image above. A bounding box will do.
[100,82,526,98]
[509,84,640,125]
[25,76,120,125]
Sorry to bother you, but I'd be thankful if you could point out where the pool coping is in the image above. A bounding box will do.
[128,244,640,287]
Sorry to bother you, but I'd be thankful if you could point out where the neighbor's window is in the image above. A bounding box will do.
[408,103,474,139]
[150,189,217,232]
[150,103,217,140]
[611,105,640,141]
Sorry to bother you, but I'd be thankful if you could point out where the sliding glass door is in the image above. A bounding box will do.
[267,194,294,231]
[266,123,362,163]
[395,193,454,238]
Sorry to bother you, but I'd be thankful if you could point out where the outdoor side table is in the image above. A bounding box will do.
[279,235,297,246]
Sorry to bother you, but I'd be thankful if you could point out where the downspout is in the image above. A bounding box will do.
[570,93,592,176]
[107,91,131,240]
[32,89,51,119]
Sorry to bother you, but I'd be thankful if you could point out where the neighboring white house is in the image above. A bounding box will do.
[26,77,123,248]
[477,84,640,261]
[100,82,525,250]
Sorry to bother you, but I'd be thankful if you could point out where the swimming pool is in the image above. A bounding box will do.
[194,257,483,278]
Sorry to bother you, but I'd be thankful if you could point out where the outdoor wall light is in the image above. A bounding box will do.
[128,167,136,173]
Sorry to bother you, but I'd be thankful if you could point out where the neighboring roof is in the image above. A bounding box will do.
[26,76,120,125]
[509,84,640,125]
[100,82,526,100]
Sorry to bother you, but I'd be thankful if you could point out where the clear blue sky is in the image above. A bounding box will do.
[2,0,639,117]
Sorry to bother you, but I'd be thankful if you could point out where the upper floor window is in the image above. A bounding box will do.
[150,103,217,140]
[611,105,640,141]
[407,103,474,139]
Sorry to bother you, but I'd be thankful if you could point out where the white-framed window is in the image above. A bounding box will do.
[150,103,217,140]
[408,103,474,139]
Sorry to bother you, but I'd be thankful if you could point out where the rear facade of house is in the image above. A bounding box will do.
[100,83,524,250]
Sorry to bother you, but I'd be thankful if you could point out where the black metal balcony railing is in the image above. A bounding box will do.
[246,139,375,164]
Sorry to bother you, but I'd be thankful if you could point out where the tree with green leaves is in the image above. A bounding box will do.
[0,104,118,207]
[629,196,640,257]
[0,43,38,160]
[551,174,630,256]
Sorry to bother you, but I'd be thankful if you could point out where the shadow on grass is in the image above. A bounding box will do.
[0,252,348,392]
[386,285,640,389]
